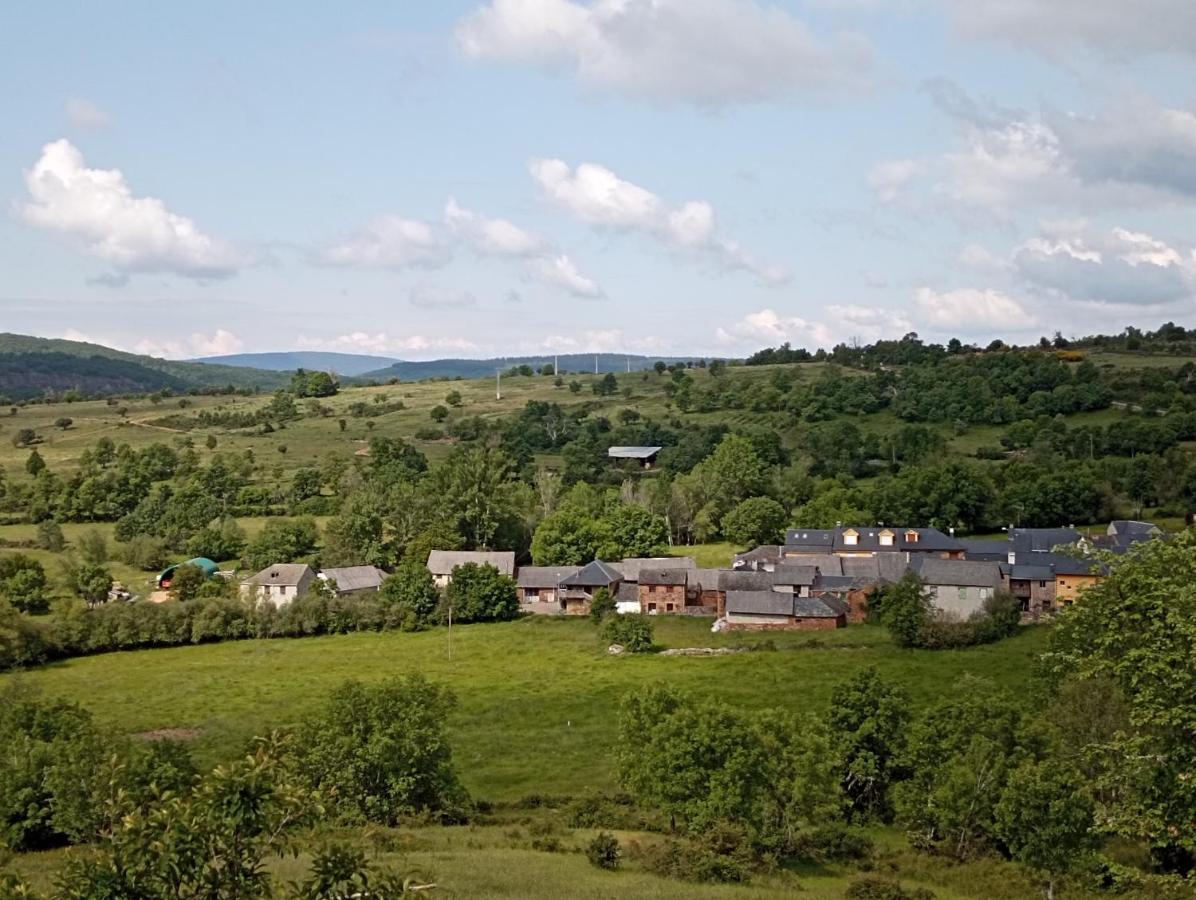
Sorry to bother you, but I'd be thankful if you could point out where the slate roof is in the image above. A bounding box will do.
[771,564,818,587]
[616,556,695,581]
[516,566,580,588]
[959,539,1010,561]
[912,557,1003,588]
[607,446,662,459]
[1108,520,1161,538]
[426,550,516,576]
[691,568,724,592]
[812,574,861,593]
[726,591,844,618]
[1003,552,1106,580]
[732,545,783,568]
[726,590,795,616]
[640,566,691,586]
[1009,528,1082,555]
[785,526,964,554]
[560,559,623,588]
[783,529,836,552]
[615,582,640,604]
[320,566,387,592]
[803,554,844,576]
[246,563,313,586]
[719,570,781,592]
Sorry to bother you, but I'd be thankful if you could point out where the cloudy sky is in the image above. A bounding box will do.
[3,1,1196,360]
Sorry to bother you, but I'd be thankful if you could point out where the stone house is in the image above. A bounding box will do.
[426,550,516,588]
[638,566,689,614]
[724,591,848,630]
[912,558,1003,618]
[558,560,623,615]
[515,566,580,613]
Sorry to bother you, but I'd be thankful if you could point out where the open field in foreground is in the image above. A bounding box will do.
[0,618,1048,798]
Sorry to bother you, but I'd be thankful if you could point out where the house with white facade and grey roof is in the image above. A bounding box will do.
[240,563,316,608]
[426,550,516,588]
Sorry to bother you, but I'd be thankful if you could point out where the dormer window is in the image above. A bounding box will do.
[879,529,895,547]
[904,530,919,543]
[843,528,859,546]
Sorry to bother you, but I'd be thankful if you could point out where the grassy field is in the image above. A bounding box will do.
[0,618,1049,797]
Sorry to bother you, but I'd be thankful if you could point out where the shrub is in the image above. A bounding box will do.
[443,563,518,624]
[586,831,621,870]
[295,675,468,826]
[589,587,616,622]
[845,876,935,900]
[789,824,875,863]
[602,613,654,652]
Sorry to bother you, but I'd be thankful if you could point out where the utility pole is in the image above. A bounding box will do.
[496,367,501,401]
[593,353,598,375]
[554,353,558,376]
[626,356,631,373]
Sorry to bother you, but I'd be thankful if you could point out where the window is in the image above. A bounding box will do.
[958,587,967,601]
[979,587,991,599]
[879,530,894,546]
[905,530,920,543]
[1039,580,1047,588]
[666,603,675,612]
[842,528,858,546]
[648,602,657,612]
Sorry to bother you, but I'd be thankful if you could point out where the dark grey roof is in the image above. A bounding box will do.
[1010,528,1081,554]
[959,539,1010,561]
[719,570,781,592]
[691,568,724,592]
[912,558,1002,588]
[803,554,843,576]
[639,566,692,586]
[812,574,859,592]
[785,526,964,555]
[783,529,836,551]
[607,446,662,459]
[1003,552,1106,579]
[840,557,880,581]
[732,545,783,568]
[771,564,818,586]
[320,566,387,592]
[426,550,515,576]
[615,582,639,604]
[811,594,850,616]
[560,559,623,588]
[246,563,313,586]
[516,566,580,588]
[726,590,794,616]
[616,556,695,581]
[1108,520,1161,538]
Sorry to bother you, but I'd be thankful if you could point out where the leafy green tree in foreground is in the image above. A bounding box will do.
[379,562,440,630]
[296,675,466,825]
[876,571,932,648]
[826,667,910,822]
[994,762,1097,900]
[1046,531,1196,872]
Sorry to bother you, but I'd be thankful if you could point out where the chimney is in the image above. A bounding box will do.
[1007,551,1016,565]
[949,526,955,537]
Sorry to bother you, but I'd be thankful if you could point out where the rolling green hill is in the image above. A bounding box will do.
[0,333,289,400]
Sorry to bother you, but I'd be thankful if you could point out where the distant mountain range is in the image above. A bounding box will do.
[0,333,287,401]
[191,351,401,377]
[196,351,695,381]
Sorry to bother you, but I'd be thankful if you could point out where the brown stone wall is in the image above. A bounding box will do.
[639,583,686,614]
[726,616,844,632]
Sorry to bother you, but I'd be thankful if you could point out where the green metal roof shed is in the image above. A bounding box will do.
[157,557,219,588]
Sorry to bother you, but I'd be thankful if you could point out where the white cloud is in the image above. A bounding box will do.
[456,0,872,107]
[64,97,111,130]
[1012,223,1196,306]
[318,215,451,269]
[945,0,1196,59]
[62,327,244,359]
[319,197,603,298]
[528,254,604,298]
[408,283,478,309]
[531,157,787,284]
[445,197,543,256]
[906,83,1196,215]
[868,159,921,203]
[18,139,245,279]
[716,305,914,350]
[538,328,665,353]
[914,287,1034,330]
[295,332,478,356]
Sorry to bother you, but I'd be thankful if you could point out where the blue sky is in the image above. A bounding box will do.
[3,1,1195,359]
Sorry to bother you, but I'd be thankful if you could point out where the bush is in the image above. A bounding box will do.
[789,824,875,863]
[443,563,518,624]
[602,613,654,652]
[845,876,935,900]
[589,587,616,623]
[295,675,468,825]
[586,831,621,870]
[634,837,751,884]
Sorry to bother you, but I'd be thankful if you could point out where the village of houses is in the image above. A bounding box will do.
[215,519,1165,632]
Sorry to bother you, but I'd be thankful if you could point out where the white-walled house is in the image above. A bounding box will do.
[240,563,316,607]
